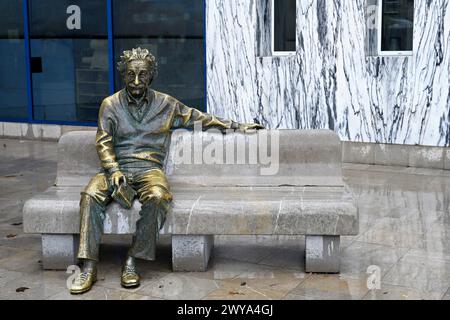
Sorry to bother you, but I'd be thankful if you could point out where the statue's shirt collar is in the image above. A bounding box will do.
[121,88,154,123]
[125,88,151,107]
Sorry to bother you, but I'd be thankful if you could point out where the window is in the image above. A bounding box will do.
[29,0,109,123]
[113,0,206,112]
[378,0,414,56]
[272,0,296,55]
[0,0,28,120]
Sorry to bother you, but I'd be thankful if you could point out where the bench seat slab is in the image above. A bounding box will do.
[24,186,358,236]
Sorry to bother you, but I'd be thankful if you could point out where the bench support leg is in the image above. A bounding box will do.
[305,235,340,273]
[172,235,214,272]
[42,234,79,270]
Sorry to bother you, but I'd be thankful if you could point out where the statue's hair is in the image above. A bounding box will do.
[117,47,158,80]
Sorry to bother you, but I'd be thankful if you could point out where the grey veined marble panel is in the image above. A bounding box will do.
[206,0,450,147]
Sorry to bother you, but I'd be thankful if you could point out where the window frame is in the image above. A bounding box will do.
[377,0,414,57]
[271,0,297,56]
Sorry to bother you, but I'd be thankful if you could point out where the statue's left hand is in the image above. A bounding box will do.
[237,123,265,132]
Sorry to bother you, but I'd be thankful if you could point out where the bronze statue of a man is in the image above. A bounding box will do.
[69,48,263,294]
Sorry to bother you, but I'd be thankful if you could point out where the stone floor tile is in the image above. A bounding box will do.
[288,274,369,300]
[0,272,64,300]
[0,232,42,252]
[282,292,313,300]
[355,218,428,248]
[0,249,42,273]
[0,245,21,261]
[188,257,279,281]
[122,293,164,300]
[48,286,136,300]
[340,236,357,249]
[383,252,450,294]
[0,268,23,287]
[363,284,443,300]
[442,288,450,300]
[203,271,307,300]
[339,241,409,279]
[135,273,219,300]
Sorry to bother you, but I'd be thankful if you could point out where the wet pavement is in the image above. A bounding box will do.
[0,138,449,300]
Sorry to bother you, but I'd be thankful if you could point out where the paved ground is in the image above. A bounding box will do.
[0,138,449,300]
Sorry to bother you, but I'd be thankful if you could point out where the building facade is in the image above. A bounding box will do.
[1,0,450,150]
[207,0,450,148]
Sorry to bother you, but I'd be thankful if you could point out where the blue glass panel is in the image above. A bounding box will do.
[0,0,28,120]
[113,0,206,112]
[29,0,108,122]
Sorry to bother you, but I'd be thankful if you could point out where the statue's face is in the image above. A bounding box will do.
[125,60,151,98]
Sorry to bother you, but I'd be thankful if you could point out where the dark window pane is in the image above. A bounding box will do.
[29,0,109,123]
[113,0,203,38]
[274,0,296,52]
[113,0,205,112]
[0,0,24,39]
[30,0,107,38]
[381,0,414,52]
[0,0,28,120]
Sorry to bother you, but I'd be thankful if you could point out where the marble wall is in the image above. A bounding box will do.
[206,0,450,147]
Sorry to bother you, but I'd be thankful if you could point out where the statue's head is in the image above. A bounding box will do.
[117,47,158,98]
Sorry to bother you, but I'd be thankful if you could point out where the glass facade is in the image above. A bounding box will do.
[29,0,108,122]
[381,0,414,52]
[0,0,28,120]
[0,0,206,125]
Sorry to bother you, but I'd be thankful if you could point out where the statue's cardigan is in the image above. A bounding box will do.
[96,88,238,173]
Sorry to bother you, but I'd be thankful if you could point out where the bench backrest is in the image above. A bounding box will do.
[56,130,344,187]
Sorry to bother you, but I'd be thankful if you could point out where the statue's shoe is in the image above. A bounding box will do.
[70,270,97,295]
[121,264,140,288]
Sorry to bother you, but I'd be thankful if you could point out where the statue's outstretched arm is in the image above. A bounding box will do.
[172,102,264,132]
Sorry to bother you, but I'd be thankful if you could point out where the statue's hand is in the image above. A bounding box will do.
[110,171,126,188]
[237,123,265,132]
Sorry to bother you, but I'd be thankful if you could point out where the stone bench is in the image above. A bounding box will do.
[23,129,358,273]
